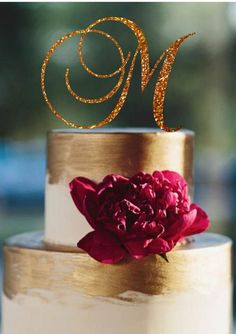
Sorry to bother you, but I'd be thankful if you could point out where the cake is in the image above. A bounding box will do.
[2,129,232,334]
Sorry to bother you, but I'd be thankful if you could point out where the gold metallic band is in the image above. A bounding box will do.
[47,129,194,196]
[4,232,232,301]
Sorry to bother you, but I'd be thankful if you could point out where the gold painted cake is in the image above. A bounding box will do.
[2,129,233,334]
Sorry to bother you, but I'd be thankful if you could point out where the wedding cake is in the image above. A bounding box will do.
[2,128,232,334]
[2,14,233,334]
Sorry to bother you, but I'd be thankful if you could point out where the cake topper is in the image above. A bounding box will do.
[41,17,195,131]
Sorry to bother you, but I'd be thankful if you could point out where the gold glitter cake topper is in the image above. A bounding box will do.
[41,17,195,131]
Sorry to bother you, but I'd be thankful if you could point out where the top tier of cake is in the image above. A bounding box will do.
[45,129,194,247]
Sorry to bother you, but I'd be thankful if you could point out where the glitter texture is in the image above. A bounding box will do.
[41,17,195,130]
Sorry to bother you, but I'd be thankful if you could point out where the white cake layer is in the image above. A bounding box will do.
[3,233,233,333]
[45,181,91,246]
[3,287,232,334]
[44,129,194,247]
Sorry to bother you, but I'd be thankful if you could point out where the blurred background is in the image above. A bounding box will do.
[0,1,236,329]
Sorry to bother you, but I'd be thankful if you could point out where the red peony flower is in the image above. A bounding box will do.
[69,171,210,264]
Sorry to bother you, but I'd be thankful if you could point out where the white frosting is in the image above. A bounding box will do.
[3,287,232,334]
[45,180,92,246]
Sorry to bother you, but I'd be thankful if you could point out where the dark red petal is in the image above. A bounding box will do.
[97,174,129,196]
[120,199,141,214]
[69,177,97,214]
[144,222,165,236]
[152,171,164,183]
[131,220,164,238]
[77,231,94,251]
[130,172,153,185]
[103,174,129,184]
[149,237,173,253]
[163,191,178,208]
[82,192,99,228]
[183,203,210,236]
[163,208,197,242]
[162,170,188,198]
[77,230,126,264]
[161,170,187,188]
[124,239,153,259]
[140,184,156,201]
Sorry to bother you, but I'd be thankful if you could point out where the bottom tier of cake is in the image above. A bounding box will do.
[2,232,233,334]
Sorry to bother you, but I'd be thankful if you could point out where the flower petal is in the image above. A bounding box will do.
[152,171,164,183]
[163,191,178,208]
[163,208,197,242]
[149,237,173,253]
[69,177,96,214]
[124,239,152,259]
[145,222,164,236]
[120,199,141,214]
[97,174,129,196]
[161,170,187,188]
[82,192,99,228]
[131,221,164,238]
[161,170,188,199]
[130,172,153,185]
[77,230,126,264]
[183,203,210,236]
